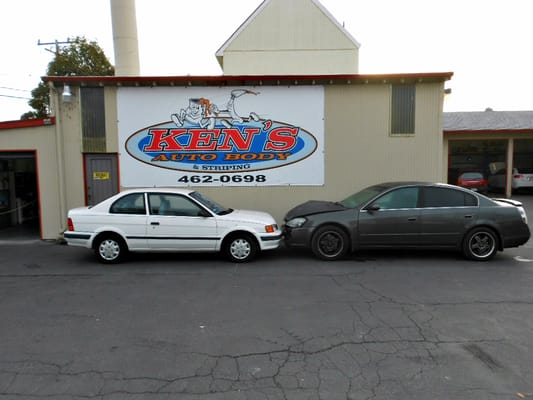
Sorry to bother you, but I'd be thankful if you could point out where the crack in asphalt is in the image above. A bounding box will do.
[0,321,515,399]
[1,271,531,399]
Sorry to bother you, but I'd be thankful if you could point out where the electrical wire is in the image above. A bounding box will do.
[0,94,31,100]
[0,86,31,92]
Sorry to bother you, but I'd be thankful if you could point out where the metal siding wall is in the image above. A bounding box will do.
[222,50,359,75]
[104,87,119,152]
[229,0,356,50]
[413,83,445,181]
[222,0,359,75]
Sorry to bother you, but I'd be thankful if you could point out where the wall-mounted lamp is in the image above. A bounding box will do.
[444,88,452,95]
[62,84,74,103]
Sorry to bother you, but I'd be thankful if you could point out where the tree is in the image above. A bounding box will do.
[21,36,114,119]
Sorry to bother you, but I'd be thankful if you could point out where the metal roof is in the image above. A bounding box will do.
[0,117,55,130]
[444,110,533,132]
[43,72,453,88]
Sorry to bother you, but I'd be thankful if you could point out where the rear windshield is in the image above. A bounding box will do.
[460,172,483,179]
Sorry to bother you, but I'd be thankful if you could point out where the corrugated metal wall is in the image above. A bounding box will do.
[222,0,359,75]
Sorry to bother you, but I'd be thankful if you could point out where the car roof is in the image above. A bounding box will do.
[374,181,475,193]
[376,181,450,189]
[118,187,195,195]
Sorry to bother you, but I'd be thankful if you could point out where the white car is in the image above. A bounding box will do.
[64,188,282,263]
[488,167,533,192]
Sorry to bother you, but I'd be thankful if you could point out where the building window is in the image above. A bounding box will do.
[81,87,106,152]
[391,85,415,135]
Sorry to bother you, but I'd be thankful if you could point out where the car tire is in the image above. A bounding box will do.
[224,233,257,263]
[94,234,127,264]
[311,225,349,261]
[462,227,498,261]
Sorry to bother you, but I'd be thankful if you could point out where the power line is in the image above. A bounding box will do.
[0,86,31,93]
[0,94,31,100]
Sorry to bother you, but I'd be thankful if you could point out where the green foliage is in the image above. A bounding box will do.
[22,36,114,119]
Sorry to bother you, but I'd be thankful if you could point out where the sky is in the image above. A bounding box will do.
[1,0,532,121]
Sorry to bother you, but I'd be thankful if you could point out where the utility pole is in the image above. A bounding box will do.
[37,39,72,55]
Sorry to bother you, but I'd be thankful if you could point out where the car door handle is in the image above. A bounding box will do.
[407,217,417,221]
[151,222,160,226]
[464,215,473,219]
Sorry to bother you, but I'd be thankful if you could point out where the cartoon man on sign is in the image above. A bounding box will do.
[172,90,260,129]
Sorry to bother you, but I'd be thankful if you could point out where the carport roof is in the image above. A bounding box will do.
[444,110,533,133]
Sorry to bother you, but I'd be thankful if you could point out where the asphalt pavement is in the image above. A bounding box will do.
[0,194,532,399]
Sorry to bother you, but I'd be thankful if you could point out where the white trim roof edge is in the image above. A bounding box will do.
[311,0,361,48]
[215,0,270,59]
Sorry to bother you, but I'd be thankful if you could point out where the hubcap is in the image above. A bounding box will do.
[99,239,120,261]
[319,232,343,257]
[230,238,251,260]
[470,232,495,258]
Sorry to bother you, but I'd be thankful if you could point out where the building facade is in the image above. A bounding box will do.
[0,0,452,239]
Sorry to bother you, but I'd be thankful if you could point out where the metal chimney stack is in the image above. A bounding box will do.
[110,0,140,76]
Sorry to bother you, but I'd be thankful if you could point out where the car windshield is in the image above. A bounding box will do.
[338,185,386,208]
[190,191,233,215]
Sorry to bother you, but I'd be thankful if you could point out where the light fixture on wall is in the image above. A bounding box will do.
[62,84,73,103]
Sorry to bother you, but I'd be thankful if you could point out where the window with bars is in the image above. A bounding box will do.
[391,85,415,135]
[81,87,106,152]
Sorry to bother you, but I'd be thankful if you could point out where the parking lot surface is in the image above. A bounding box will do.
[0,195,532,400]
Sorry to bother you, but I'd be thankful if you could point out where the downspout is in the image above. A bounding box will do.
[50,81,68,234]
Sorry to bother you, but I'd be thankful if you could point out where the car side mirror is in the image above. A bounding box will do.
[366,204,381,212]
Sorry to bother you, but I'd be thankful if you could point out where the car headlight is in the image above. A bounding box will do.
[285,217,307,228]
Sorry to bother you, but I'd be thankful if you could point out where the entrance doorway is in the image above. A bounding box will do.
[0,152,39,235]
[84,154,119,205]
[448,140,507,187]
[448,138,533,195]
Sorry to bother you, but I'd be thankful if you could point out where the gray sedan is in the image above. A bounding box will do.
[283,182,531,261]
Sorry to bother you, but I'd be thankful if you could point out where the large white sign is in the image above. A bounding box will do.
[117,86,324,186]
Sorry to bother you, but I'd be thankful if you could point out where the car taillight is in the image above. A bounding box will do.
[514,174,523,179]
[518,207,528,224]
[67,218,75,231]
